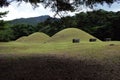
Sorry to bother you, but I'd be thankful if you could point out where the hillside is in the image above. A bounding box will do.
[9,15,51,25]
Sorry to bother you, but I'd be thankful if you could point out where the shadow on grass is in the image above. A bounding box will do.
[0,55,120,80]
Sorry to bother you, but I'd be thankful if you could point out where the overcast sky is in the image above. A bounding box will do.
[0,1,120,21]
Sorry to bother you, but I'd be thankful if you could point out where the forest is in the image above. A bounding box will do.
[0,9,120,42]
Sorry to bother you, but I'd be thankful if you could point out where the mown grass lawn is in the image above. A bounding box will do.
[0,41,120,80]
[0,41,120,59]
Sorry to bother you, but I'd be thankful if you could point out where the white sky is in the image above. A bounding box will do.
[0,1,120,21]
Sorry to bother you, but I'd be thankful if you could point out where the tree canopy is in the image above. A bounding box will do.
[0,11,8,18]
[0,0,119,16]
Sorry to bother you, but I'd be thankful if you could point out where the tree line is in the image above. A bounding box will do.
[36,9,120,41]
[0,9,120,42]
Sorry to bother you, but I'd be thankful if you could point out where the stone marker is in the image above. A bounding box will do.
[89,38,97,42]
[72,39,80,43]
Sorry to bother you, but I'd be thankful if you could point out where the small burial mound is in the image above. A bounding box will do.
[48,28,101,43]
[16,32,50,43]
[16,36,27,42]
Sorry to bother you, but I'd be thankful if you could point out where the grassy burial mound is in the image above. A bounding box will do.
[48,28,101,43]
[16,32,50,43]
[16,36,27,42]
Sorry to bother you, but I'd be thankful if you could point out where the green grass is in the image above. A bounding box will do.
[16,32,50,43]
[16,28,101,43]
[16,36,27,42]
[0,28,120,61]
[48,28,101,42]
[0,41,120,61]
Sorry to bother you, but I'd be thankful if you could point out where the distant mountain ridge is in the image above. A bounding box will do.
[10,15,51,25]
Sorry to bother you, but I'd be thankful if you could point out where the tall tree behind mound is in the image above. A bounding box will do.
[48,28,101,43]
[16,32,50,43]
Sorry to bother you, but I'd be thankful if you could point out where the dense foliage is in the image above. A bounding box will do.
[36,9,120,41]
[0,11,9,18]
[0,9,120,41]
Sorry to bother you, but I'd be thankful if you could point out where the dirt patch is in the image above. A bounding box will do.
[0,55,120,80]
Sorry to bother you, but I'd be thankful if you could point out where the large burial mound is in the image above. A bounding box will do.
[16,32,50,43]
[48,28,101,42]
